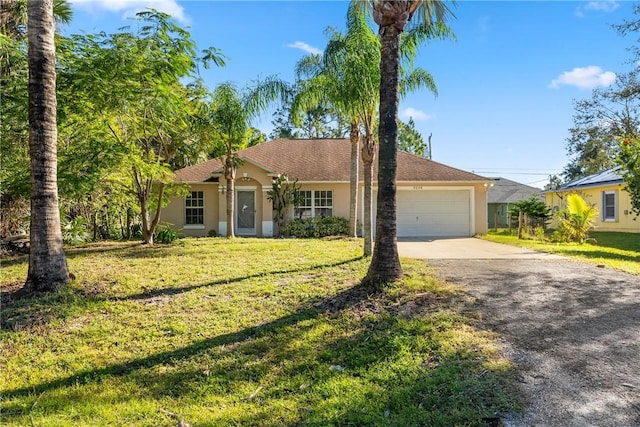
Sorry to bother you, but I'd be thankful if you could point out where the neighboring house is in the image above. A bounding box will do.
[544,166,639,233]
[162,138,492,238]
[487,177,543,228]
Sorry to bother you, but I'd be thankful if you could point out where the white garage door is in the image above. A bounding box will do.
[376,189,471,237]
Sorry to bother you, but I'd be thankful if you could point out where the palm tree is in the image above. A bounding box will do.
[1,0,71,40]
[25,0,70,291]
[296,1,447,257]
[365,0,455,286]
[294,4,379,242]
[209,78,288,238]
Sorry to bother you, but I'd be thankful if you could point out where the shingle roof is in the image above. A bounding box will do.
[554,167,623,191]
[487,177,543,204]
[174,138,489,183]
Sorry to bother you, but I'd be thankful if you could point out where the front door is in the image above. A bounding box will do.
[236,190,256,235]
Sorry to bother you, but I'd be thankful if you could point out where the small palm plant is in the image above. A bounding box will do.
[555,194,598,244]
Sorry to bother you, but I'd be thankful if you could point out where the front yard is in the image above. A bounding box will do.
[482,231,640,275]
[1,238,517,426]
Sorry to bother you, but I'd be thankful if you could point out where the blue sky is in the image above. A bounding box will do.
[65,1,636,188]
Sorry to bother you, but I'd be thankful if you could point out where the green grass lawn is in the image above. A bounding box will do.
[1,238,517,426]
[483,230,640,275]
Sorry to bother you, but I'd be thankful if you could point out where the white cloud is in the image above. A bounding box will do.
[477,15,490,33]
[400,107,433,121]
[286,41,321,55]
[549,66,616,90]
[70,0,188,24]
[575,0,620,17]
[585,0,620,13]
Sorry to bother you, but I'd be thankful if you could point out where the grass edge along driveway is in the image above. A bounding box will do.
[1,238,518,426]
[481,231,640,276]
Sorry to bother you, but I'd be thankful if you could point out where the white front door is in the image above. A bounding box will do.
[236,190,256,236]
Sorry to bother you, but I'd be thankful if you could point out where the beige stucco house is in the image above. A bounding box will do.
[544,167,639,233]
[162,138,492,238]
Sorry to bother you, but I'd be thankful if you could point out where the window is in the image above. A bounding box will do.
[314,190,333,218]
[295,190,313,219]
[602,191,617,222]
[294,190,333,219]
[185,191,204,225]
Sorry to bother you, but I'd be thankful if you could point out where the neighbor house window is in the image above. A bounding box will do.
[185,191,204,225]
[294,190,333,219]
[602,191,617,222]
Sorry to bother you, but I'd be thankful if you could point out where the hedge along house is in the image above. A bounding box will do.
[161,138,492,238]
[544,166,640,233]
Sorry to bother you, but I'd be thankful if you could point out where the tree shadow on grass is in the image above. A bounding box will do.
[558,249,640,263]
[0,257,364,332]
[1,279,515,427]
[1,282,376,400]
[117,257,364,302]
[590,232,640,253]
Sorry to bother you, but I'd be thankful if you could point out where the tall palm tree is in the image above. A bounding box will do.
[209,78,288,238]
[25,0,70,291]
[294,4,379,242]
[365,0,455,286]
[296,1,447,257]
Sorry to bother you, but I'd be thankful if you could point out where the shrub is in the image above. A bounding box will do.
[207,229,219,237]
[283,216,349,238]
[554,194,598,244]
[153,224,178,244]
[534,225,546,241]
[62,216,91,245]
[0,197,30,238]
[509,197,551,238]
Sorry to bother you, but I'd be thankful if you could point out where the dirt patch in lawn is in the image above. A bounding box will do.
[429,258,640,427]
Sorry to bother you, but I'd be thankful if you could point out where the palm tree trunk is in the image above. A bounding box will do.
[349,120,360,238]
[366,22,403,286]
[225,156,236,238]
[362,134,375,257]
[226,177,235,238]
[25,0,71,292]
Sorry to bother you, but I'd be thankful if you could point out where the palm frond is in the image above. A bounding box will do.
[401,21,454,68]
[399,67,437,98]
[295,54,323,81]
[243,75,290,122]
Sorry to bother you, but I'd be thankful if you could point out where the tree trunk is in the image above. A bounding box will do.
[148,182,165,239]
[366,22,403,286]
[226,177,235,237]
[225,156,236,238]
[362,133,375,257]
[140,192,153,244]
[125,207,132,239]
[348,120,360,238]
[24,0,71,292]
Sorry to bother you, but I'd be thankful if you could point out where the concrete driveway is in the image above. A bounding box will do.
[397,237,562,260]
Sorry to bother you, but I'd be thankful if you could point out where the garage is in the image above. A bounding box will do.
[374,188,472,237]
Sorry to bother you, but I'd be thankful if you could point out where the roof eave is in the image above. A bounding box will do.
[545,180,625,193]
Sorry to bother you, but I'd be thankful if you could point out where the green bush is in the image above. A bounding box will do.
[62,216,91,245]
[554,194,598,244]
[207,229,219,237]
[153,224,178,244]
[283,216,349,238]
